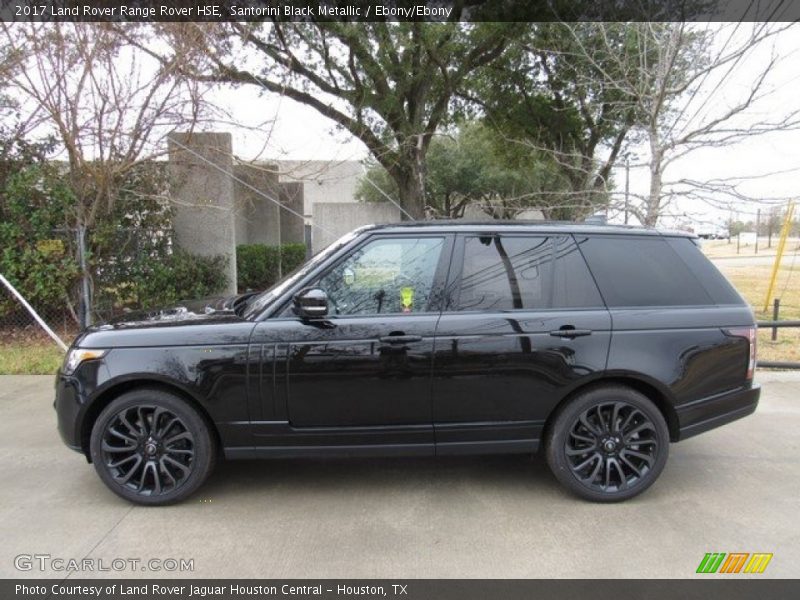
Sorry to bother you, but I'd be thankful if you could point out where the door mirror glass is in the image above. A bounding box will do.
[293,287,329,319]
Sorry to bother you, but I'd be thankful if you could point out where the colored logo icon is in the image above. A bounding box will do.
[697,553,773,574]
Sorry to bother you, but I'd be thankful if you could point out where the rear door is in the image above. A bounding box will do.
[431,233,611,453]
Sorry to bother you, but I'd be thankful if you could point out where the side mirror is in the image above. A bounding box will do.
[293,287,329,319]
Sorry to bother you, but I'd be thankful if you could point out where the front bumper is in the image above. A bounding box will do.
[54,373,86,454]
[675,383,761,441]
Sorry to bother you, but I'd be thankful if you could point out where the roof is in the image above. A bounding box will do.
[360,220,695,238]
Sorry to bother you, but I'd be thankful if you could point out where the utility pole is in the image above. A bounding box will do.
[77,224,92,329]
[624,155,630,225]
[755,209,760,254]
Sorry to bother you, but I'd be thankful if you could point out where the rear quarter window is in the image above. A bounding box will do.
[665,237,744,305]
[579,235,718,307]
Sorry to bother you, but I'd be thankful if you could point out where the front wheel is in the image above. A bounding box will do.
[545,386,669,502]
[90,389,216,506]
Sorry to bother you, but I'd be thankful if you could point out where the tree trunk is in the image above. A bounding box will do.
[393,153,427,220]
[645,130,663,227]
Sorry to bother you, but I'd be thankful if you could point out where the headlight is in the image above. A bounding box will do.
[62,349,107,375]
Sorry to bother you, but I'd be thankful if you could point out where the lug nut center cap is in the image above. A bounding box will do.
[603,439,616,452]
[144,442,157,456]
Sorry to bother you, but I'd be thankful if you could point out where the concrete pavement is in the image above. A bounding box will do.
[1,373,798,579]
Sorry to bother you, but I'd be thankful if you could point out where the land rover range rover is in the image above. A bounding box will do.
[55,222,760,504]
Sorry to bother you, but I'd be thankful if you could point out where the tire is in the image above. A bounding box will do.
[545,385,669,502]
[90,388,216,506]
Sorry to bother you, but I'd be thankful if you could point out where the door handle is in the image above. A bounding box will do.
[379,335,423,344]
[549,327,592,339]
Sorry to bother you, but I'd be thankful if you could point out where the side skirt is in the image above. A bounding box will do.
[224,439,540,460]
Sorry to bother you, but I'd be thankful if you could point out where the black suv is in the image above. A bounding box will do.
[55,222,759,505]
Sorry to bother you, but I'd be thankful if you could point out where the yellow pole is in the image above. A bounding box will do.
[763,201,795,312]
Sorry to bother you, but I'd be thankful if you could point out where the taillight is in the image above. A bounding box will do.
[726,327,757,381]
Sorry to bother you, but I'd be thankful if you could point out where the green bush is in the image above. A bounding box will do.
[0,165,80,318]
[130,250,229,308]
[237,243,307,292]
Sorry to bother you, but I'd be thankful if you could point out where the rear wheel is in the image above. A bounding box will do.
[90,389,215,506]
[545,385,669,502]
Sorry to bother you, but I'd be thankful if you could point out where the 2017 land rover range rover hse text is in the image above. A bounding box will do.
[55,222,760,505]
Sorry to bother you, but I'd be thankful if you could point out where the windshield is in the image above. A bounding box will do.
[241,229,361,319]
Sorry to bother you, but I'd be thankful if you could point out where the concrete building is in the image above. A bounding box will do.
[168,133,400,292]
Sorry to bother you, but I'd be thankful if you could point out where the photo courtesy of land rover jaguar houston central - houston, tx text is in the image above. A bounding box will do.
[55,222,760,505]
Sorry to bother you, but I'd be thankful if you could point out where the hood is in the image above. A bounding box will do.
[74,293,258,349]
[101,295,240,329]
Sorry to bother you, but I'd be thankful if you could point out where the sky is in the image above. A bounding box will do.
[204,22,800,231]
[9,21,798,232]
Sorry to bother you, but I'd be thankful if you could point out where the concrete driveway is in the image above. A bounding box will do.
[1,373,798,579]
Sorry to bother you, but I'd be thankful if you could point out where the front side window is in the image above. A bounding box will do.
[316,236,445,316]
[456,235,602,311]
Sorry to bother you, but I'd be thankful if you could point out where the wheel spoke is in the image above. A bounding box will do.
[137,406,151,437]
[610,403,623,434]
[162,455,191,476]
[582,455,603,484]
[165,448,194,457]
[626,438,656,447]
[108,454,139,469]
[145,461,162,495]
[164,431,192,447]
[116,455,142,484]
[102,440,136,453]
[621,448,655,466]
[609,457,627,490]
[618,409,639,434]
[119,412,140,438]
[151,407,166,438]
[569,432,595,444]
[572,452,600,473]
[595,405,608,433]
[160,459,177,486]
[157,416,180,438]
[579,413,601,436]
[624,422,655,440]
[619,453,643,477]
[108,427,137,445]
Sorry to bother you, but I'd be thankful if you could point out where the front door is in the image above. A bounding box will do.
[273,234,452,448]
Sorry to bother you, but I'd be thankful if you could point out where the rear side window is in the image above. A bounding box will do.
[455,235,602,311]
[579,236,715,307]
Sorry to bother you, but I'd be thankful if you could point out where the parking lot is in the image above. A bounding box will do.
[1,372,798,579]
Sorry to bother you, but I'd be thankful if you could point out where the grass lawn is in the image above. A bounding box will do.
[0,339,64,375]
[701,237,800,258]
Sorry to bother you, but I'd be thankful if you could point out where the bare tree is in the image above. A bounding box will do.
[471,23,640,220]
[130,21,520,220]
[1,22,219,324]
[564,22,799,225]
[1,22,214,228]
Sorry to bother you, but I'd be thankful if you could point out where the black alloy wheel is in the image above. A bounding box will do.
[90,389,215,505]
[101,405,194,495]
[545,385,669,502]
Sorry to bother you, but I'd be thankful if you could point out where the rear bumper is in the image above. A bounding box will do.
[675,384,760,441]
